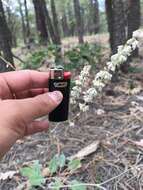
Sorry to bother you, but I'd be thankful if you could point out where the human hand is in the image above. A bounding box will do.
[0,70,63,158]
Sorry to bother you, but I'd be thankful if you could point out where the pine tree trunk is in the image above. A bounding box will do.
[42,0,57,44]
[24,0,31,43]
[73,0,84,43]
[61,13,70,37]
[128,0,140,38]
[50,0,61,45]
[18,0,27,44]
[67,4,76,36]
[105,0,126,54]
[127,0,140,56]
[0,0,14,71]
[105,0,114,51]
[106,0,129,74]
[90,0,100,33]
[33,0,49,45]
[6,6,17,47]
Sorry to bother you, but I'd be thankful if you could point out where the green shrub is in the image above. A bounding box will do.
[23,49,49,69]
[64,43,101,71]
[20,154,86,190]
[22,43,101,71]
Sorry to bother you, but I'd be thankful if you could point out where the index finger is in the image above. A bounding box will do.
[1,70,49,93]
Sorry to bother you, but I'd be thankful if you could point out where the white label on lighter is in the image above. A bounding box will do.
[54,82,67,88]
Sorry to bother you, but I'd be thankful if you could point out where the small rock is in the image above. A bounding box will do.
[96,109,105,115]
[42,168,50,177]
[131,101,139,106]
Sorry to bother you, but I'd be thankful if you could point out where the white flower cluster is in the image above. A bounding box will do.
[79,103,89,112]
[71,35,139,112]
[127,38,139,50]
[95,70,112,81]
[84,88,97,103]
[107,38,139,72]
[76,65,91,85]
[71,65,91,104]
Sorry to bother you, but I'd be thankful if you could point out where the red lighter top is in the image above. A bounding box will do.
[64,72,71,80]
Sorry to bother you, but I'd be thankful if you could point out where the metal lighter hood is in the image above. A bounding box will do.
[49,67,71,122]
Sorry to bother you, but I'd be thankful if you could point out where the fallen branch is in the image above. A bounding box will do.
[69,125,140,161]
[69,141,100,160]
[0,56,16,71]
[49,182,106,190]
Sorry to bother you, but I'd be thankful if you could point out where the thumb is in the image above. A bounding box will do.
[14,91,63,121]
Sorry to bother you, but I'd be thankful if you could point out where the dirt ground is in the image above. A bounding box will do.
[0,34,143,190]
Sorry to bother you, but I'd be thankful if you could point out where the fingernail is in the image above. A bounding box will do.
[48,91,63,103]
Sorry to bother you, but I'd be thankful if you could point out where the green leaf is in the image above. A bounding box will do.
[58,154,66,168]
[48,154,66,174]
[70,180,86,190]
[68,159,81,171]
[48,155,59,175]
[20,160,45,187]
[51,178,63,190]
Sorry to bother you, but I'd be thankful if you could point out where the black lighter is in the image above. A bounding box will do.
[49,67,71,122]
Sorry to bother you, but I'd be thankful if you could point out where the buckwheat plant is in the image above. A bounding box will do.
[71,33,139,114]
[71,64,91,105]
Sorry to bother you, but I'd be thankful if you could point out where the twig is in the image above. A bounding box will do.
[12,54,26,64]
[107,125,141,141]
[49,183,106,190]
[49,165,143,190]
[99,164,143,186]
[56,138,61,156]
[0,56,16,71]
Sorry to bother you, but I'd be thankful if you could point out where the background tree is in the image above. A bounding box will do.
[50,0,61,44]
[105,0,126,54]
[42,0,57,44]
[61,13,70,37]
[67,1,76,36]
[127,0,140,39]
[0,0,14,71]
[73,0,84,43]
[24,0,31,43]
[89,0,100,34]
[18,0,26,44]
[127,0,140,56]
[33,0,49,45]
[105,0,129,74]
[55,0,70,37]
[6,5,17,47]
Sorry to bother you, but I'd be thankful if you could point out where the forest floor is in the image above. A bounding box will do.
[0,34,143,190]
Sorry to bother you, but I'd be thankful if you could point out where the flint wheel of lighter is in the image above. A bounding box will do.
[49,67,71,122]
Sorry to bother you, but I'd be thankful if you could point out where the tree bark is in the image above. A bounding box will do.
[33,0,49,45]
[50,0,61,44]
[90,0,100,34]
[24,0,31,42]
[127,0,140,57]
[0,0,14,71]
[61,13,70,37]
[127,0,140,39]
[73,0,84,43]
[67,3,76,36]
[106,0,126,54]
[18,0,27,44]
[6,6,17,47]
[42,0,58,44]
[106,0,128,74]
